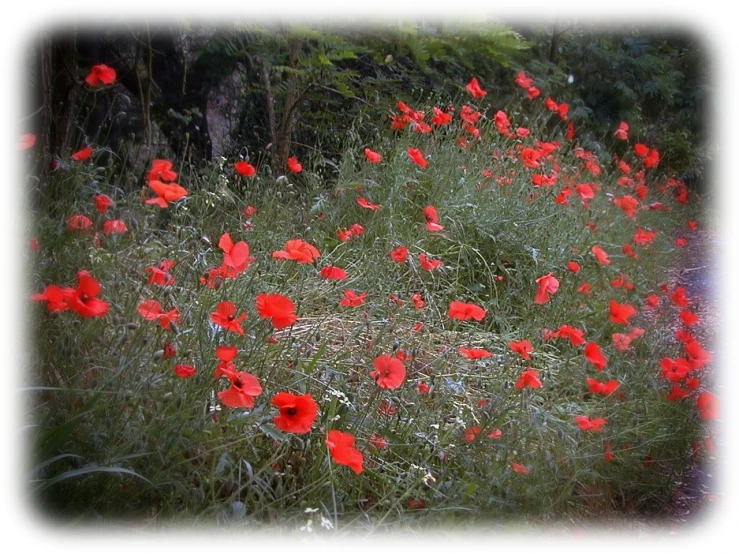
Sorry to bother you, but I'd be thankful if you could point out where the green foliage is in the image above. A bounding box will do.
[518,24,710,188]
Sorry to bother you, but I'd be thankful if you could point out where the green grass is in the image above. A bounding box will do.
[24,91,712,531]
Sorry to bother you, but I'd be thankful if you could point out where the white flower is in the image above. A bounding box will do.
[320,515,334,530]
[299,519,313,532]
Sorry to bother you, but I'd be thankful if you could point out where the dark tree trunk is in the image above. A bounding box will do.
[37,30,78,208]
[272,37,303,176]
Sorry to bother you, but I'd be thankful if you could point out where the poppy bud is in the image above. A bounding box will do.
[169,322,179,335]
[126,323,139,330]
[153,349,164,360]
[183,350,192,358]
[393,340,400,351]
[315,332,321,342]
[163,392,173,401]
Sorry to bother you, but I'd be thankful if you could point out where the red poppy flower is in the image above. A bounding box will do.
[509,339,533,360]
[256,293,298,329]
[94,194,114,214]
[430,107,453,126]
[609,300,637,325]
[459,347,492,359]
[515,368,542,389]
[418,381,431,394]
[423,205,444,231]
[680,310,700,326]
[464,426,482,443]
[145,180,188,208]
[567,261,581,273]
[364,148,382,163]
[272,392,318,434]
[577,282,592,295]
[448,301,486,321]
[235,161,256,177]
[634,144,650,158]
[696,392,719,420]
[534,272,560,304]
[494,110,511,134]
[357,197,381,210]
[71,146,93,161]
[326,430,364,473]
[634,228,657,246]
[102,219,128,235]
[18,133,36,150]
[670,286,690,307]
[613,122,629,140]
[667,385,689,402]
[687,220,698,231]
[411,293,425,310]
[218,232,254,276]
[557,103,569,120]
[162,342,176,359]
[591,245,610,265]
[517,127,531,138]
[419,253,442,270]
[685,340,712,370]
[553,324,586,346]
[210,301,248,335]
[575,183,595,205]
[514,72,533,88]
[644,149,660,169]
[521,148,542,169]
[675,237,688,248]
[320,266,347,280]
[604,440,614,462]
[218,371,263,409]
[586,377,620,396]
[370,354,406,389]
[612,333,633,351]
[613,195,639,218]
[272,238,320,264]
[370,434,388,450]
[340,289,367,307]
[554,188,572,205]
[575,416,607,432]
[85,64,116,86]
[147,159,178,182]
[144,260,176,286]
[213,345,239,379]
[174,364,197,378]
[287,157,302,173]
[407,147,428,168]
[31,284,72,313]
[584,342,608,371]
[62,270,108,318]
[466,77,486,98]
[137,299,179,330]
[622,244,639,260]
[460,105,482,124]
[512,462,531,474]
[390,246,408,263]
[67,214,93,231]
[378,400,396,416]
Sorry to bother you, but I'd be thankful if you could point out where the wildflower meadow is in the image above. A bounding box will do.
[20,22,719,534]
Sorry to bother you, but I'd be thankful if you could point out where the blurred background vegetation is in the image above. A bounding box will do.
[27,19,711,207]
